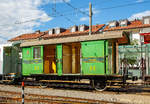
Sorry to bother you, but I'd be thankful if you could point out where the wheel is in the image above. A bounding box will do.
[94,81,107,91]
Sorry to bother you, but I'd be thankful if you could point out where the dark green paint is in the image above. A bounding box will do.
[81,40,108,75]
[22,46,43,75]
[56,44,62,76]
[3,45,21,75]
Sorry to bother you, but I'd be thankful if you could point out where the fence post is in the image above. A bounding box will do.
[22,82,24,104]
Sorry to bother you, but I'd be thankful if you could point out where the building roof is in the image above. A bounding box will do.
[42,24,105,39]
[9,19,150,42]
[9,32,45,41]
[9,24,104,41]
[104,20,150,31]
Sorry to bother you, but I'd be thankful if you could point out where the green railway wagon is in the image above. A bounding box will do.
[22,40,124,90]
[0,42,22,82]
[18,28,130,91]
[22,40,110,76]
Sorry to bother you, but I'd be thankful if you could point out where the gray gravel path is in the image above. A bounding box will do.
[0,84,150,104]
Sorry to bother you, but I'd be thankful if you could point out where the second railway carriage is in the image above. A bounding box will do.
[20,29,130,90]
[0,42,21,81]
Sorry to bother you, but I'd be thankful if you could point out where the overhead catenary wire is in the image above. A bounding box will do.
[52,0,57,17]
[52,0,150,17]
[62,0,89,16]
[0,0,150,27]
[15,17,41,24]
[52,8,76,25]
[51,0,114,15]
[1,0,149,40]
[51,0,76,25]
[100,0,150,10]
[0,17,42,27]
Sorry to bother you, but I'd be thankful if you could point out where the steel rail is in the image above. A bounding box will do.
[0,90,122,104]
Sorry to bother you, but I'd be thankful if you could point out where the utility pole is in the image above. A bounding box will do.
[89,2,92,35]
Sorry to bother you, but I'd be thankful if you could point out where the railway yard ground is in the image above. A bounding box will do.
[0,80,150,104]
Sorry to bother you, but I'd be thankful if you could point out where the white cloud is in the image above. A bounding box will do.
[79,8,100,22]
[0,38,7,44]
[81,8,100,15]
[42,0,70,4]
[93,8,100,14]
[80,17,88,21]
[136,0,144,3]
[0,0,54,44]
[128,10,150,20]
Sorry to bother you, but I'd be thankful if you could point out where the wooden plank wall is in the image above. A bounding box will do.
[62,43,81,74]
[63,45,72,74]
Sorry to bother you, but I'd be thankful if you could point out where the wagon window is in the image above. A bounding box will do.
[33,47,41,59]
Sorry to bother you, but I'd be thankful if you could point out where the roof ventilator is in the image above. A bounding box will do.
[119,19,128,27]
[35,30,40,34]
[48,29,54,35]
[78,25,88,32]
[143,16,150,24]
[108,21,118,28]
[70,26,78,32]
[55,27,66,34]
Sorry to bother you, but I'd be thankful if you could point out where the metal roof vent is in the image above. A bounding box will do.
[108,21,118,28]
[55,27,66,34]
[78,25,88,32]
[35,30,40,34]
[70,26,78,32]
[119,19,128,27]
[48,29,54,35]
[143,16,150,24]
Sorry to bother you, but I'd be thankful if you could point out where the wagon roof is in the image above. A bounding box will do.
[20,31,129,47]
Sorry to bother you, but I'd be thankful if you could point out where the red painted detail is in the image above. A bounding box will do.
[22,82,24,87]
[27,50,29,55]
[140,32,150,44]
[140,32,150,36]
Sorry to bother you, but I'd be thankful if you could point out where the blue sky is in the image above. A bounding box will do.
[0,0,150,43]
[34,0,150,31]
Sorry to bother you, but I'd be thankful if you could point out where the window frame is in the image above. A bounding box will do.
[33,46,41,59]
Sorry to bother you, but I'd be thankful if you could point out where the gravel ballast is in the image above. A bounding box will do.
[0,84,150,104]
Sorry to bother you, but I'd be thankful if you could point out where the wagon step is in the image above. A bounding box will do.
[39,80,89,84]
[106,85,122,88]
[107,80,123,83]
[2,80,12,82]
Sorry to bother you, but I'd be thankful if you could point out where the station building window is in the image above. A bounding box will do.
[33,47,41,59]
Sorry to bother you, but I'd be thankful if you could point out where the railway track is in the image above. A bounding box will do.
[1,83,150,104]
[2,79,150,94]
[0,90,122,104]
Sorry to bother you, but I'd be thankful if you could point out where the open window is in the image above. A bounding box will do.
[63,43,81,74]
